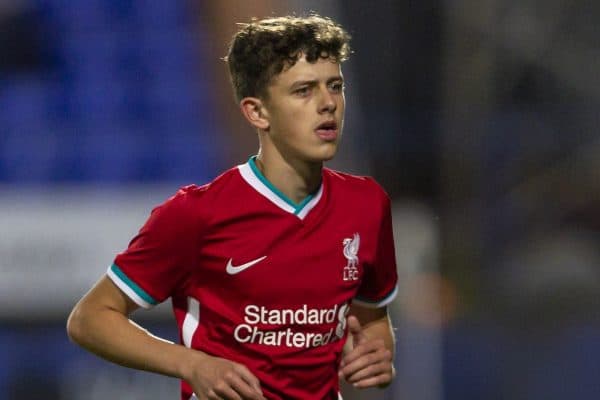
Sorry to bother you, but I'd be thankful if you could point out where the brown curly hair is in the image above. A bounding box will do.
[225,14,351,103]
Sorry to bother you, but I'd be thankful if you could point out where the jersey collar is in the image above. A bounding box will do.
[237,156,323,219]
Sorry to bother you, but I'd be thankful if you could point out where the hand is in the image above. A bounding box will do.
[338,315,395,389]
[185,353,266,400]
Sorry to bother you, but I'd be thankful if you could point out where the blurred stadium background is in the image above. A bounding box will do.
[1,0,599,399]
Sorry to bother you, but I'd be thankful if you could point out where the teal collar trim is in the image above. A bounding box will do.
[248,156,317,215]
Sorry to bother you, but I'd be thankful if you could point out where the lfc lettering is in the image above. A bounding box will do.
[343,265,359,281]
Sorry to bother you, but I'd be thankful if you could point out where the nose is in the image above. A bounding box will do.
[318,86,336,114]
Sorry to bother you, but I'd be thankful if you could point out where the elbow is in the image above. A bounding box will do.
[66,305,86,345]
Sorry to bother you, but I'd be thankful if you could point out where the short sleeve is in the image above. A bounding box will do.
[107,189,198,308]
[354,185,398,308]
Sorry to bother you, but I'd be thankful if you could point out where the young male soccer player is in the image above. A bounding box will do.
[67,14,398,400]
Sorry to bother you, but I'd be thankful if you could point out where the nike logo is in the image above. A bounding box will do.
[226,256,267,275]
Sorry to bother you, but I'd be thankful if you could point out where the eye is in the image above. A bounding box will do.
[294,86,311,97]
[329,81,344,93]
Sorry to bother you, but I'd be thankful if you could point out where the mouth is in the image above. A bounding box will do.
[315,120,338,141]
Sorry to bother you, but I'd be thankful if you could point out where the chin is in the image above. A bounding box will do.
[299,143,339,163]
[321,152,337,161]
[313,149,338,163]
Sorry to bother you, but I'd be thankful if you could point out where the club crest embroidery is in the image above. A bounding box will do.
[342,233,360,281]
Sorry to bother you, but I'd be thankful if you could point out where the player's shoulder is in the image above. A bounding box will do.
[324,168,389,201]
[158,165,242,211]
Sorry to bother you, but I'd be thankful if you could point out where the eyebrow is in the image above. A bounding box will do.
[290,76,344,90]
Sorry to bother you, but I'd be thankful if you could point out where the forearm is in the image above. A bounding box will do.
[360,316,395,357]
[67,277,201,381]
[347,305,395,356]
[69,306,193,378]
[340,310,396,389]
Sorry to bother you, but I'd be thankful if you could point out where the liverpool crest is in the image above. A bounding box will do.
[342,233,360,281]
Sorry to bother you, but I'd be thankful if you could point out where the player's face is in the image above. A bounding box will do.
[261,55,345,164]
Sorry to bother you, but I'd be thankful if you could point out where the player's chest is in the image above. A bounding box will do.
[192,215,376,303]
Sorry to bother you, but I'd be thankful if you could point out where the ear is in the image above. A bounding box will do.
[239,97,270,130]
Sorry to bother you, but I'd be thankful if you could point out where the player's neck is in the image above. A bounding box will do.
[255,152,322,205]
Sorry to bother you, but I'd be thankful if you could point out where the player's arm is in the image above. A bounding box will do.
[67,275,265,400]
[338,303,395,389]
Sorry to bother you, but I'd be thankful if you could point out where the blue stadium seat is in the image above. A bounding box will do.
[1,0,222,184]
[135,0,190,28]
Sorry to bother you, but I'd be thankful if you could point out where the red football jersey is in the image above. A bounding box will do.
[108,157,398,400]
